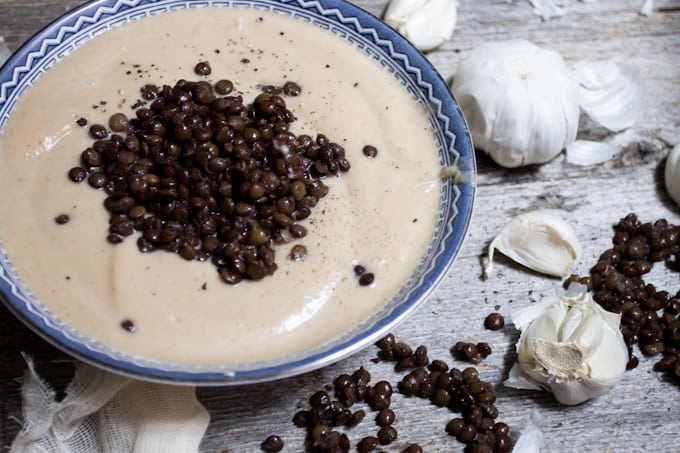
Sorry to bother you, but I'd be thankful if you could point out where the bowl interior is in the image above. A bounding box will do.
[0,0,475,385]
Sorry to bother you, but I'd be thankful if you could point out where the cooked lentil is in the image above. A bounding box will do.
[194,61,211,76]
[68,74,352,284]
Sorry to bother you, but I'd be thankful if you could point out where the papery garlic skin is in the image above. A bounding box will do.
[0,37,10,67]
[566,140,620,166]
[451,40,580,168]
[665,144,680,207]
[571,60,643,132]
[505,286,628,405]
[383,0,458,52]
[484,211,581,278]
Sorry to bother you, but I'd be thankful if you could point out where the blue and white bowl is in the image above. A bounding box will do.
[0,0,475,385]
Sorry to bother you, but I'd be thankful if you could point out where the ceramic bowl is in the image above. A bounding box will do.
[0,0,475,385]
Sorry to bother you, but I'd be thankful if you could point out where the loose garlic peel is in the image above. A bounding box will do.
[571,60,643,133]
[383,0,458,52]
[665,144,680,207]
[484,211,581,279]
[451,40,580,168]
[505,285,628,405]
[565,140,620,166]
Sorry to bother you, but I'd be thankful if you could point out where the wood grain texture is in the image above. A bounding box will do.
[1,0,679,452]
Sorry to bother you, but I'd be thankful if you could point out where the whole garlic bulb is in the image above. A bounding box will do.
[665,144,680,207]
[383,0,458,52]
[504,285,628,405]
[451,40,580,168]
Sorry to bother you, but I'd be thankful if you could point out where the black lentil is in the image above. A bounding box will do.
[283,334,512,452]
[54,214,70,225]
[359,273,375,286]
[120,319,135,333]
[452,341,492,364]
[69,74,351,284]
[215,79,234,95]
[357,436,378,452]
[289,244,308,261]
[566,214,680,384]
[377,425,397,445]
[89,124,107,139]
[260,435,284,452]
[375,409,395,426]
[109,112,129,132]
[362,145,378,158]
[283,81,302,96]
[194,61,211,76]
[484,312,505,331]
[68,167,87,182]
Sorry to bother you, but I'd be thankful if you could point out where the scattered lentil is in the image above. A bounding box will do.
[359,273,375,286]
[283,81,302,96]
[280,334,512,452]
[120,319,135,333]
[194,61,212,76]
[289,244,308,261]
[452,341,492,364]
[566,214,679,384]
[362,145,378,158]
[484,312,505,331]
[260,435,284,452]
[54,214,70,225]
[377,425,397,445]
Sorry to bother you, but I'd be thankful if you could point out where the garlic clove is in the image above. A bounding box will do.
[511,297,555,331]
[505,363,542,391]
[665,144,680,207]
[451,40,580,168]
[571,60,643,132]
[383,0,458,52]
[484,211,581,279]
[566,140,621,166]
[587,318,629,386]
[549,374,613,406]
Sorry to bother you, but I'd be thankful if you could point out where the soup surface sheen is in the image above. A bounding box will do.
[0,6,442,365]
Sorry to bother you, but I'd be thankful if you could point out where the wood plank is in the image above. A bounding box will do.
[0,0,679,451]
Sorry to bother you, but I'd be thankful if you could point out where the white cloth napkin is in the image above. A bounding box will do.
[11,355,210,453]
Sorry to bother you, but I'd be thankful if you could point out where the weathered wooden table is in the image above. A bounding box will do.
[1,0,679,451]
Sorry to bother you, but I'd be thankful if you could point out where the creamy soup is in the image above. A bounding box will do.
[0,6,442,365]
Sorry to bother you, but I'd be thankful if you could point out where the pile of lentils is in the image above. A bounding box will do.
[566,213,680,384]
[261,334,511,453]
[68,68,351,284]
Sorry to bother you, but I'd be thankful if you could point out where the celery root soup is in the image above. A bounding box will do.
[0,6,442,365]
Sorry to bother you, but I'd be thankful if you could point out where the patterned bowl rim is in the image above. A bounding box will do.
[0,0,476,385]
